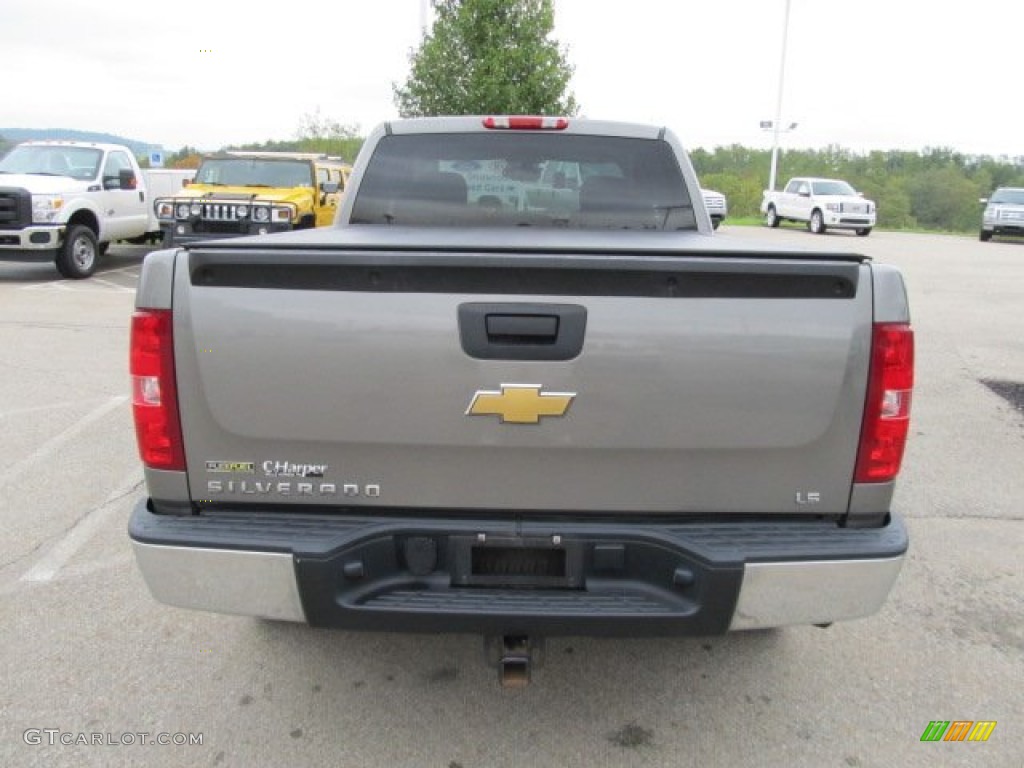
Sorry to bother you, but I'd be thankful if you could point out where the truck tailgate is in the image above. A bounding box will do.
[175,245,871,516]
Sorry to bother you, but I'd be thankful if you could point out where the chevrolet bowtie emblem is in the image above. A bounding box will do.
[466,384,576,424]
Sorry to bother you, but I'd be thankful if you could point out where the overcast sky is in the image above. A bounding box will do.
[2,0,1021,158]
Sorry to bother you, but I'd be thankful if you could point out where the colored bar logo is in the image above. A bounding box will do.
[920,721,996,742]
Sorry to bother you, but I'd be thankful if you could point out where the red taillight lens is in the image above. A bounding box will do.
[482,116,569,130]
[130,309,185,471]
[854,323,914,483]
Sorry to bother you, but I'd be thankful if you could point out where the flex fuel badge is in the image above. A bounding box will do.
[205,461,255,474]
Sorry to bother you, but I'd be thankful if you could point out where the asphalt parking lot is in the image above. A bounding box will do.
[1,231,1021,768]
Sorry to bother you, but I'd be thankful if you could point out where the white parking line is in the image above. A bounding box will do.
[63,552,134,580]
[17,268,138,293]
[0,397,115,420]
[20,280,73,292]
[20,468,144,583]
[20,281,135,294]
[84,276,134,292]
[101,267,141,277]
[0,396,128,489]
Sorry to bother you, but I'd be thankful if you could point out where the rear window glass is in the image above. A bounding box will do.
[194,158,313,188]
[350,133,695,230]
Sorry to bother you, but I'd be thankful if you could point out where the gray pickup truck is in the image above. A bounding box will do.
[128,116,913,685]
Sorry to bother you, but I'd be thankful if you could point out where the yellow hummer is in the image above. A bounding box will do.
[154,151,351,245]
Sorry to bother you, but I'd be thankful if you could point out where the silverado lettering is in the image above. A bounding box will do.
[207,481,380,497]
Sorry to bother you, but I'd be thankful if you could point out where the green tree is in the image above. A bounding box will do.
[294,108,364,162]
[394,0,578,117]
[699,172,763,219]
[873,178,915,230]
[229,111,365,163]
[167,146,203,169]
[689,143,1024,230]
[906,167,982,231]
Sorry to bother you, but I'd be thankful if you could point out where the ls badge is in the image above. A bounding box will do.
[466,384,576,424]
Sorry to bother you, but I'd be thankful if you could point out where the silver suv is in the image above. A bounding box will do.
[980,187,1024,242]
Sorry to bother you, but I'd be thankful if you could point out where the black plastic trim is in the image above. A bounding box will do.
[130,503,908,562]
[0,187,33,230]
[189,258,858,299]
[166,222,292,247]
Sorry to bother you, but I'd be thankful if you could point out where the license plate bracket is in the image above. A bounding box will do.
[450,536,584,588]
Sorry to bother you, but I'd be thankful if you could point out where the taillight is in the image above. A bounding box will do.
[854,323,914,483]
[483,116,569,130]
[130,309,185,471]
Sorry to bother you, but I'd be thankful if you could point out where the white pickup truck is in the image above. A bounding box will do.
[701,188,727,229]
[761,177,876,236]
[0,140,190,277]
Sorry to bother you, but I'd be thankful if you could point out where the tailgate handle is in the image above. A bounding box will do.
[485,314,559,343]
[459,303,587,361]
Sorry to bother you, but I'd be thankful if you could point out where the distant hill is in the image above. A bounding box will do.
[0,128,162,157]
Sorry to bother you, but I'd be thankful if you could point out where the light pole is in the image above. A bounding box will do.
[762,119,798,190]
[767,0,793,191]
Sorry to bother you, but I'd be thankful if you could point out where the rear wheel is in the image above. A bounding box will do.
[764,206,781,228]
[55,225,99,279]
[855,227,872,237]
[808,209,826,234]
[979,230,992,242]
